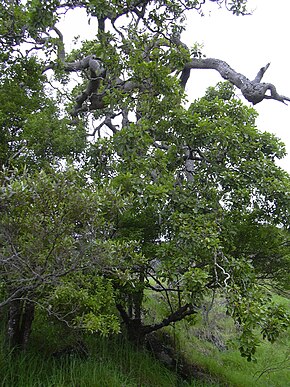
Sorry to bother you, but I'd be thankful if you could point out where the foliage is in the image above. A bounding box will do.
[0,57,86,170]
[100,83,290,356]
[0,0,289,361]
[0,167,124,335]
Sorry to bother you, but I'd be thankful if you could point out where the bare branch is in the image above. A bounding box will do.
[181,58,290,105]
[143,303,197,334]
[252,62,270,83]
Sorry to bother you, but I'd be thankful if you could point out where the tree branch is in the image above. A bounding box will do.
[42,27,107,115]
[143,303,197,334]
[181,58,290,105]
[44,28,290,118]
[252,62,270,83]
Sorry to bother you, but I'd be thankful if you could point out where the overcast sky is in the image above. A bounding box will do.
[60,0,290,172]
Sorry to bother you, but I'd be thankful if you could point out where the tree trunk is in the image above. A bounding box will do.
[116,303,146,346]
[19,301,35,350]
[7,299,22,349]
[126,318,146,346]
[7,299,35,350]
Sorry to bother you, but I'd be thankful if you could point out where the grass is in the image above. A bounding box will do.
[0,335,186,386]
[0,293,289,386]
[149,294,290,387]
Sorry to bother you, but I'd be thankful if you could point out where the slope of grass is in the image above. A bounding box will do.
[147,293,290,387]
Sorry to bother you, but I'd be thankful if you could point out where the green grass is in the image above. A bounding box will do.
[151,294,290,387]
[0,312,192,387]
[0,293,289,387]
[0,336,186,386]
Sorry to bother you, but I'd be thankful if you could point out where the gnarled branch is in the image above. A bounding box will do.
[181,58,290,105]
[44,27,290,118]
[42,27,107,116]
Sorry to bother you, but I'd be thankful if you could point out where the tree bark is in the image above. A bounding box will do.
[117,302,196,346]
[7,299,35,350]
[7,299,22,349]
[180,58,290,105]
[116,303,146,345]
[19,301,35,350]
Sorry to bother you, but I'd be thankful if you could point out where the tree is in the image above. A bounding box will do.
[100,83,290,354]
[0,0,289,358]
[0,167,125,349]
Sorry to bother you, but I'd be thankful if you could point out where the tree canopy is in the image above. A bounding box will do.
[0,0,290,360]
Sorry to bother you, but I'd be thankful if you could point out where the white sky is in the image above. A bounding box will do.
[59,0,290,172]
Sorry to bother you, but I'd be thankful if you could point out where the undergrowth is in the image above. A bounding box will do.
[0,293,289,386]
[0,312,204,387]
[0,334,185,386]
